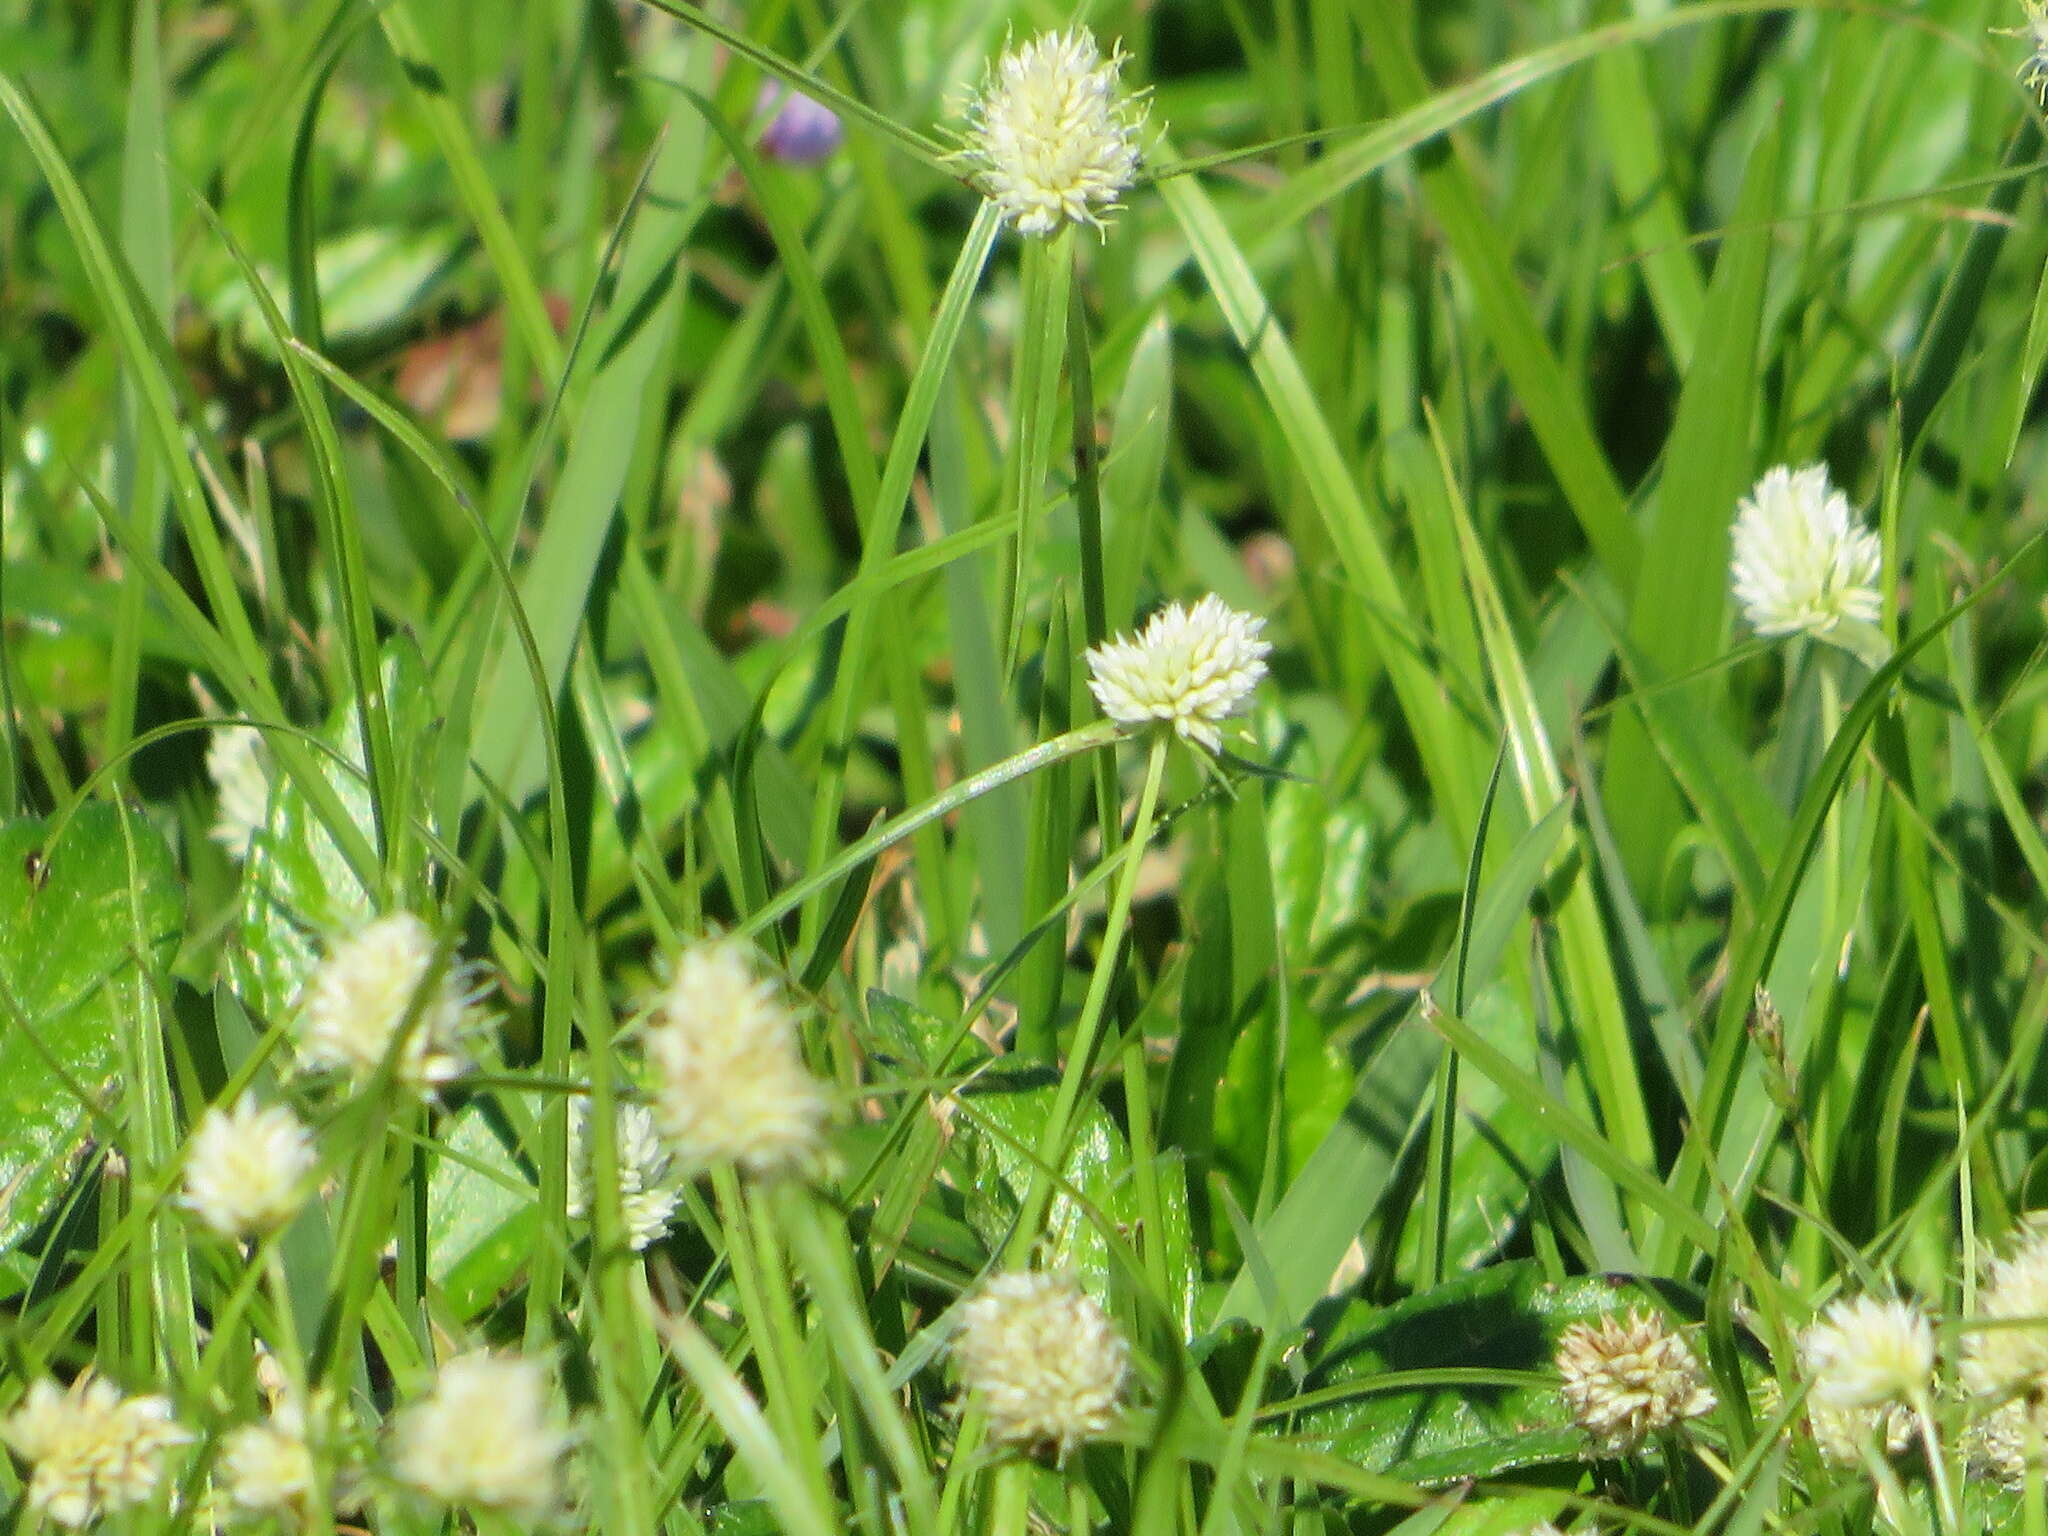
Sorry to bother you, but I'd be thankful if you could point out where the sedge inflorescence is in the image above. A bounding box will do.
[567,1096,684,1250]
[1085,595,1271,754]
[960,27,1145,237]
[387,1350,569,1522]
[1728,463,1882,642]
[1553,1308,1716,1456]
[179,1093,317,1241]
[1962,1217,2048,1485]
[950,1270,1129,1462]
[291,911,483,1090]
[0,1374,189,1528]
[641,939,828,1181]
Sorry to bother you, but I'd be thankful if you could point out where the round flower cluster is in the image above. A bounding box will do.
[641,939,828,1181]
[1963,1217,2048,1486]
[1553,1308,1716,1456]
[0,1373,189,1528]
[292,911,484,1090]
[180,1093,317,1241]
[960,27,1145,237]
[1728,463,1882,642]
[951,1270,1129,1461]
[1085,594,1271,753]
[387,1350,569,1522]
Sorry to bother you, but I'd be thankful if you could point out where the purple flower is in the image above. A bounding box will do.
[756,81,842,165]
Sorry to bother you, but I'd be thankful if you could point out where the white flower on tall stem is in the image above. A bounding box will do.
[291,912,484,1090]
[641,940,827,1181]
[1085,595,1270,754]
[960,27,1145,237]
[951,1270,1129,1461]
[180,1094,317,1240]
[1801,1294,1934,1411]
[387,1351,568,1522]
[566,1097,684,1250]
[1728,464,1882,643]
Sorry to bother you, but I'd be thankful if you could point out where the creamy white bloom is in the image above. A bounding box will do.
[207,726,271,859]
[1963,1217,2048,1395]
[1553,1308,1717,1456]
[1801,1294,1934,1411]
[180,1094,317,1241]
[566,1097,683,1250]
[962,27,1144,237]
[951,1270,1128,1461]
[0,1374,190,1528]
[1808,1395,1916,1466]
[292,912,481,1089]
[387,1351,567,1521]
[1729,464,1883,641]
[642,940,827,1180]
[1085,595,1271,753]
[220,1419,315,1517]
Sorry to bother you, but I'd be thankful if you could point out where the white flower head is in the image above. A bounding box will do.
[1808,1395,1917,1466]
[1801,1293,1934,1411]
[1729,463,1883,641]
[1553,1308,1717,1456]
[642,940,827,1181]
[951,1270,1129,1461]
[1968,1396,2048,1488]
[180,1094,317,1240]
[291,912,483,1090]
[221,1419,315,1518]
[961,26,1145,237]
[1962,1215,2048,1401]
[207,725,271,859]
[387,1351,568,1522]
[566,1097,683,1250]
[1086,595,1271,753]
[0,1374,190,1528]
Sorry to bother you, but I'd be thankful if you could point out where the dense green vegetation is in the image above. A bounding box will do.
[4,1,2048,1532]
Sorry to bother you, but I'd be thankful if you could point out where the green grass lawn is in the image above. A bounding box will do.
[4,0,2048,1531]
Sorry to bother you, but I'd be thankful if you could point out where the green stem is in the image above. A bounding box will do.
[989,1459,1033,1536]
[741,722,1120,943]
[1007,733,1171,1264]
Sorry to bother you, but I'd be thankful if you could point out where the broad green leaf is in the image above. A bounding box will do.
[1295,1260,1715,1481]
[0,803,179,1253]
[428,1103,540,1320]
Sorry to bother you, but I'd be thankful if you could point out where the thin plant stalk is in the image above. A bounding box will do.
[1007,732,1171,1263]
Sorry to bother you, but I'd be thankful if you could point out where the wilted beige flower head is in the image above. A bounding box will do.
[1086,595,1271,753]
[566,1097,683,1250]
[180,1094,317,1241]
[207,725,271,859]
[1554,1308,1717,1455]
[0,1374,190,1528]
[642,939,828,1181]
[1801,1294,1934,1411]
[292,912,481,1089]
[1962,1216,2048,1402]
[962,27,1144,237]
[1729,463,1882,641]
[951,1270,1129,1461]
[1968,1396,2048,1488]
[387,1351,567,1521]
[1808,1395,1917,1466]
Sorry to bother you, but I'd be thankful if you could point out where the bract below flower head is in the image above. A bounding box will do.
[1085,594,1271,753]
[1729,463,1882,643]
[961,26,1145,237]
